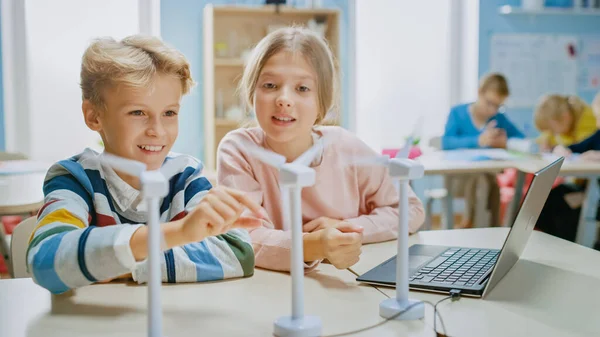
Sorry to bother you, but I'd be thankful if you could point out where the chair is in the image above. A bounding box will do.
[0,152,44,275]
[422,136,451,230]
[9,217,37,278]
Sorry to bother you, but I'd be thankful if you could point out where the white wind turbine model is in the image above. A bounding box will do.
[349,132,425,320]
[100,153,188,337]
[380,143,425,320]
[244,139,324,337]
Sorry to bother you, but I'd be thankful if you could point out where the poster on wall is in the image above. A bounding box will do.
[490,34,578,108]
[578,37,600,91]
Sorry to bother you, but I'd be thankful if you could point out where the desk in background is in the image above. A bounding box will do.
[0,160,49,211]
[0,160,49,276]
[418,151,600,248]
[418,151,518,232]
[513,159,600,248]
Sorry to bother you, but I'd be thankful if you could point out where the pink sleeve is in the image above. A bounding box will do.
[345,185,425,243]
[343,137,425,243]
[217,133,320,272]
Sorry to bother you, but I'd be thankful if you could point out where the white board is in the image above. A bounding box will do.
[579,36,600,91]
[490,34,578,108]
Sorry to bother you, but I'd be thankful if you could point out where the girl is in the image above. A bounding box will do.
[536,92,600,244]
[534,94,597,150]
[441,73,525,228]
[217,27,425,272]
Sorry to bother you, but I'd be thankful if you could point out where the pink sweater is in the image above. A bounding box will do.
[217,126,425,272]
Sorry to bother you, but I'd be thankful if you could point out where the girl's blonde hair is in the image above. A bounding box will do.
[239,26,339,125]
[534,94,587,131]
[478,73,510,96]
[80,35,194,110]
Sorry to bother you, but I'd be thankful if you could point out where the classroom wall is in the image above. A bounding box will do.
[479,0,600,137]
[2,0,139,162]
[459,0,481,104]
[160,0,351,161]
[355,0,452,152]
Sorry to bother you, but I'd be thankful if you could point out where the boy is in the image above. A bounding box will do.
[441,73,525,228]
[28,35,264,294]
[442,73,524,151]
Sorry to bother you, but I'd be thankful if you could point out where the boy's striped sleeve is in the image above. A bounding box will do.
[27,166,142,294]
[132,163,255,284]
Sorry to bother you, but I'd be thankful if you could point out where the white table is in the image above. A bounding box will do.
[0,264,433,337]
[0,160,48,210]
[352,228,600,337]
[0,160,49,277]
[3,228,599,337]
[418,151,600,247]
[418,152,518,230]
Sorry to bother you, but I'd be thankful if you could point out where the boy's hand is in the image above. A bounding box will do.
[553,145,572,157]
[580,150,600,162]
[129,186,266,261]
[319,223,363,269]
[178,186,265,242]
[489,130,507,148]
[478,121,503,147]
[303,216,352,232]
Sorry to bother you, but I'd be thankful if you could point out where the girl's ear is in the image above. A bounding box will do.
[83,100,102,132]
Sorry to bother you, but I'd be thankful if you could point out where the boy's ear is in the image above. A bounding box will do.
[82,100,102,131]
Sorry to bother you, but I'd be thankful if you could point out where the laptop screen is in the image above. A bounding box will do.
[482,157,564,298]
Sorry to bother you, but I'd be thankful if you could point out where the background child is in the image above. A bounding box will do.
[217,27,425,272]
[441,73,524,228]
[536,92,600,245]
[442,73,524,150]
[28,35,264,294]
[534,94,597,151]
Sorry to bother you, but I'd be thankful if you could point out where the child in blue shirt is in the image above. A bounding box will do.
[442,73,524,150]
[440,73,524,228]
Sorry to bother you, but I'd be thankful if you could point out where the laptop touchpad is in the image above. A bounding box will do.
[409,255,432,274]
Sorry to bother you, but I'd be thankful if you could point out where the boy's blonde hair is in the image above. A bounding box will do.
[239,26,339,125]
[534,94,587,131]
[478,73,510,97]
[80,35,194,110]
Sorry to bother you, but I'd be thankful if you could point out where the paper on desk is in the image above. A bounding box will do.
[443,149,518,162]
[541,153,580,162]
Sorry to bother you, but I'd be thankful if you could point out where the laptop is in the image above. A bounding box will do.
[357,157,564,298]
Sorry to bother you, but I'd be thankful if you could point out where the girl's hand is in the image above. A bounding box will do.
[552,145,572,157]
[318,223,364,269]
[303,216,345,232]
[537,135,553,153]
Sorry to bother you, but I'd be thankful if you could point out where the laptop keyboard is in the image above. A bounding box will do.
[410,248,499,287]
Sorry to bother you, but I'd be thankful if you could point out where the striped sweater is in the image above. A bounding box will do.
[27,148,254,294]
